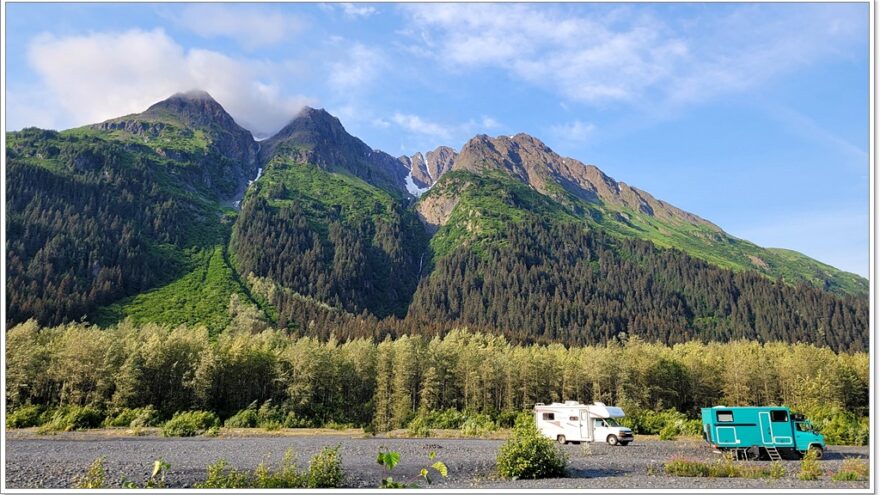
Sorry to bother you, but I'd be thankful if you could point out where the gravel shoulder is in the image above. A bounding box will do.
[4,430,870,489]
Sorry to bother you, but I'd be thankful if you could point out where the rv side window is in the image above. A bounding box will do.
[569,416,578,421]
[542,413,555,421]
[716,411,734,422]
[771,410,788,422]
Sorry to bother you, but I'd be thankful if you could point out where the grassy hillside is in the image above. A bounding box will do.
[422,167,866,297]
[92,243,255,334]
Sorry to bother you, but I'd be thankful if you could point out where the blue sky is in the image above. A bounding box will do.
[5,2,870,277]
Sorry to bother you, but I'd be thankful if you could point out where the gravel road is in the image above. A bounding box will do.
[5,431,870,489]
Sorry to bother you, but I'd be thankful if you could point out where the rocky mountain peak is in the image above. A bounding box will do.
[400,146,459,189]
[261,107,410,197]
[142,90,242,132]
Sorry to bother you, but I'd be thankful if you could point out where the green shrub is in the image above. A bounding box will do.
[804,406,868,445]
[7,404,46,428]
[257,400,286,428]
[283,411,313,428]
[407,415,431,438]
[423,409,467,429]
[195,448,344,488]
[104,406,158,428]
[658,417,703,440]
[253,450,306,488]
[224,408,259,428]
[831,458,868,482]
[659,423,679,441]
[496,414,567,479]
[495,410,520,428]
[75,457,107,488]
[195,460,251,488]
[663,456,779,479]
[461,414,497,437]
[769,461,786,479]
[308,446,344,488]
[39,406,104,432]
[162,411,220,437]
[262,420,282,431]
[622,408,691,435]
[323,421,351,431]
[797,448,822,481]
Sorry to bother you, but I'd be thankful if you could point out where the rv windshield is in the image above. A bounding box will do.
[795,421,814,432]
[603,418,621,427]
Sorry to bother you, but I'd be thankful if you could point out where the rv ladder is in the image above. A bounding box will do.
[765,446,782,461]
[732,448,751,461]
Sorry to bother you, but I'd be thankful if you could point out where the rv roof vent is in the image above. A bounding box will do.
[593,402,606,406]
[564,401,579,406]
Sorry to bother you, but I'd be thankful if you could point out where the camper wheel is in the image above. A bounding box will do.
[606,434,619,446]
[557,435,567,444]
[806,445,823,459]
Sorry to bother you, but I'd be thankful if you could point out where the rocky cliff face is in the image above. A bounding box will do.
[260,107,410,197]
[450,133,720,230]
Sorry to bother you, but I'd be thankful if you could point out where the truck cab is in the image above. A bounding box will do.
[792,413,825,456]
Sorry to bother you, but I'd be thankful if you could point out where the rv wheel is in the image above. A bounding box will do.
[807,445,823,459]
[607,435,619,446]
[557,435,567,444]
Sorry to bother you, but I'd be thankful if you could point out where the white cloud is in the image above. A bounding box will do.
[172,5,305,49]
[390,112,502,146]
[550,120,596,143]
[402,4,866,110]
[23,29,313,137]
[328,43,385,92]
[341,3,377,18]
[392,113,453,140]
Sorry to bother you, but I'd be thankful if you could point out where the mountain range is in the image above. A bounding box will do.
[5,91,868,351]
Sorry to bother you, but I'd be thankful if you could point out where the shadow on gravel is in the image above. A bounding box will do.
[823,451,869,460]
[566,467,627,479]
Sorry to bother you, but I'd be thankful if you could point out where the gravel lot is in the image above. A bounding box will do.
[5,430,870,489]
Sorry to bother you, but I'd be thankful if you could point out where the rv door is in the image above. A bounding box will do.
[580,410,593,441]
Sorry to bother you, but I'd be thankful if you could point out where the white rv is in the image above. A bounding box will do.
[534,401,634,445]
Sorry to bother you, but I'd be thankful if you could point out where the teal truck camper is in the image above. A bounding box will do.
[701,406,825,460]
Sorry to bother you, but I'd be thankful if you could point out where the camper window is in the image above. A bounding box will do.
[716,411,734,422]
[569,416,578,421]
[771,410,788,422]
[542,413,555,421]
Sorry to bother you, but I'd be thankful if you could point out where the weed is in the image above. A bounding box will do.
[376,448,448,488]
[831,458,868,482]
[797,448,822,481]
[75,457,107,488]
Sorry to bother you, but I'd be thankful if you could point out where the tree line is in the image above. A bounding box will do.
[7,320,868,432]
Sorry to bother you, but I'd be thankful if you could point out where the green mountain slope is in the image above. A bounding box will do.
[430,133,867,297]
[229,109,429,327]
[5,92,262,329]
[410,170,868,352]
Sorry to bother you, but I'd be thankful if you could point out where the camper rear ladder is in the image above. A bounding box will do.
[765,446,782,461]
